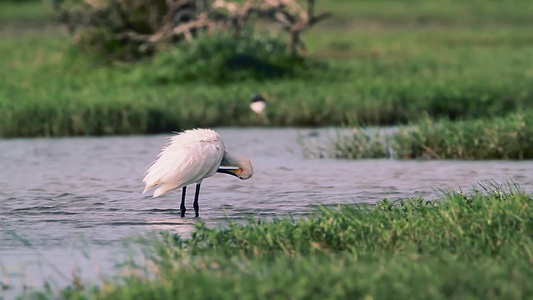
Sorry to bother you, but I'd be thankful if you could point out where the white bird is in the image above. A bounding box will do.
[142,129,253,218]
[250,94,266,116]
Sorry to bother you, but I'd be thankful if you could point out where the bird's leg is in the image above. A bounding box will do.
[180,186,187,218]
[193,183,201,218]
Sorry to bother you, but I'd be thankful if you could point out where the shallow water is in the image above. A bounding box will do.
[1,128,532,295]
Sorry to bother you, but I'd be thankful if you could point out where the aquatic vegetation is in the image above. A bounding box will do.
[316,110,533,160]
[393,112,533,159]
[23,188,533,299]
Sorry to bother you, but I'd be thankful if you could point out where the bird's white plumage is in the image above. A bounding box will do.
[250,101,266,115]
[143,129,225,197]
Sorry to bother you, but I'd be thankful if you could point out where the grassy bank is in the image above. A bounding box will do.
[1,1,533,137]
[310,110,533,160]
[24,189,533,299]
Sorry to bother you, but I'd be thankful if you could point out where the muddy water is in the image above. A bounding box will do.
[1,128,532,295]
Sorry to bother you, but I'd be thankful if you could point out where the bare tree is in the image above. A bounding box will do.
[58,0,331,57]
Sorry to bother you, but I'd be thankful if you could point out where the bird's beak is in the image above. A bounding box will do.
[217,166,242,178]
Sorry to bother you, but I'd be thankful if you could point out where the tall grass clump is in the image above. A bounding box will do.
[392,111,533,159]
[24,189,533,299]
[317,110,533,160]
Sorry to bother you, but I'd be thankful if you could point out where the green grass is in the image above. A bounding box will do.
[0,1,532,136]
[24,188,533,299]
[0,1,54,24]
[315,0,533,26]
[313,110,533,160]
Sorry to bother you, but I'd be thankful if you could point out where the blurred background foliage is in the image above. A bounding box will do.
[55,0,330,60]
[0,0,532,137]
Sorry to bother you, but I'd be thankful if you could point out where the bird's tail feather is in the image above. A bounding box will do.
[153,183,179,198]
[142,185,153,194]
[142,179,161,194]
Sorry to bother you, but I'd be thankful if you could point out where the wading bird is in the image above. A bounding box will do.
[142,129,253,218]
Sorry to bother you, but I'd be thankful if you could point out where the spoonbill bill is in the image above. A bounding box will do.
[142,129,253,217]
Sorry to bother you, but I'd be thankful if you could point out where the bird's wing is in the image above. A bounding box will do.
[143,140,224,193]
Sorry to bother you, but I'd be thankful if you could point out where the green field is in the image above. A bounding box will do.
[1,0,532,137]
[24,188,533,299]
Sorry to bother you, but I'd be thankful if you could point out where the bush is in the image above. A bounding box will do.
[58,0,330,61]
[62,0,173,60]
[148,31,323,84]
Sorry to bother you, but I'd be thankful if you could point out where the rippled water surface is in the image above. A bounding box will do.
[1,128,532,295]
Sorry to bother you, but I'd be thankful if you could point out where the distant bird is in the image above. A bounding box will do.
[250,94,267,116]
[142,129,253,218]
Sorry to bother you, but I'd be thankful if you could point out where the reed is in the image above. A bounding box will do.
[317,111,533,160]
